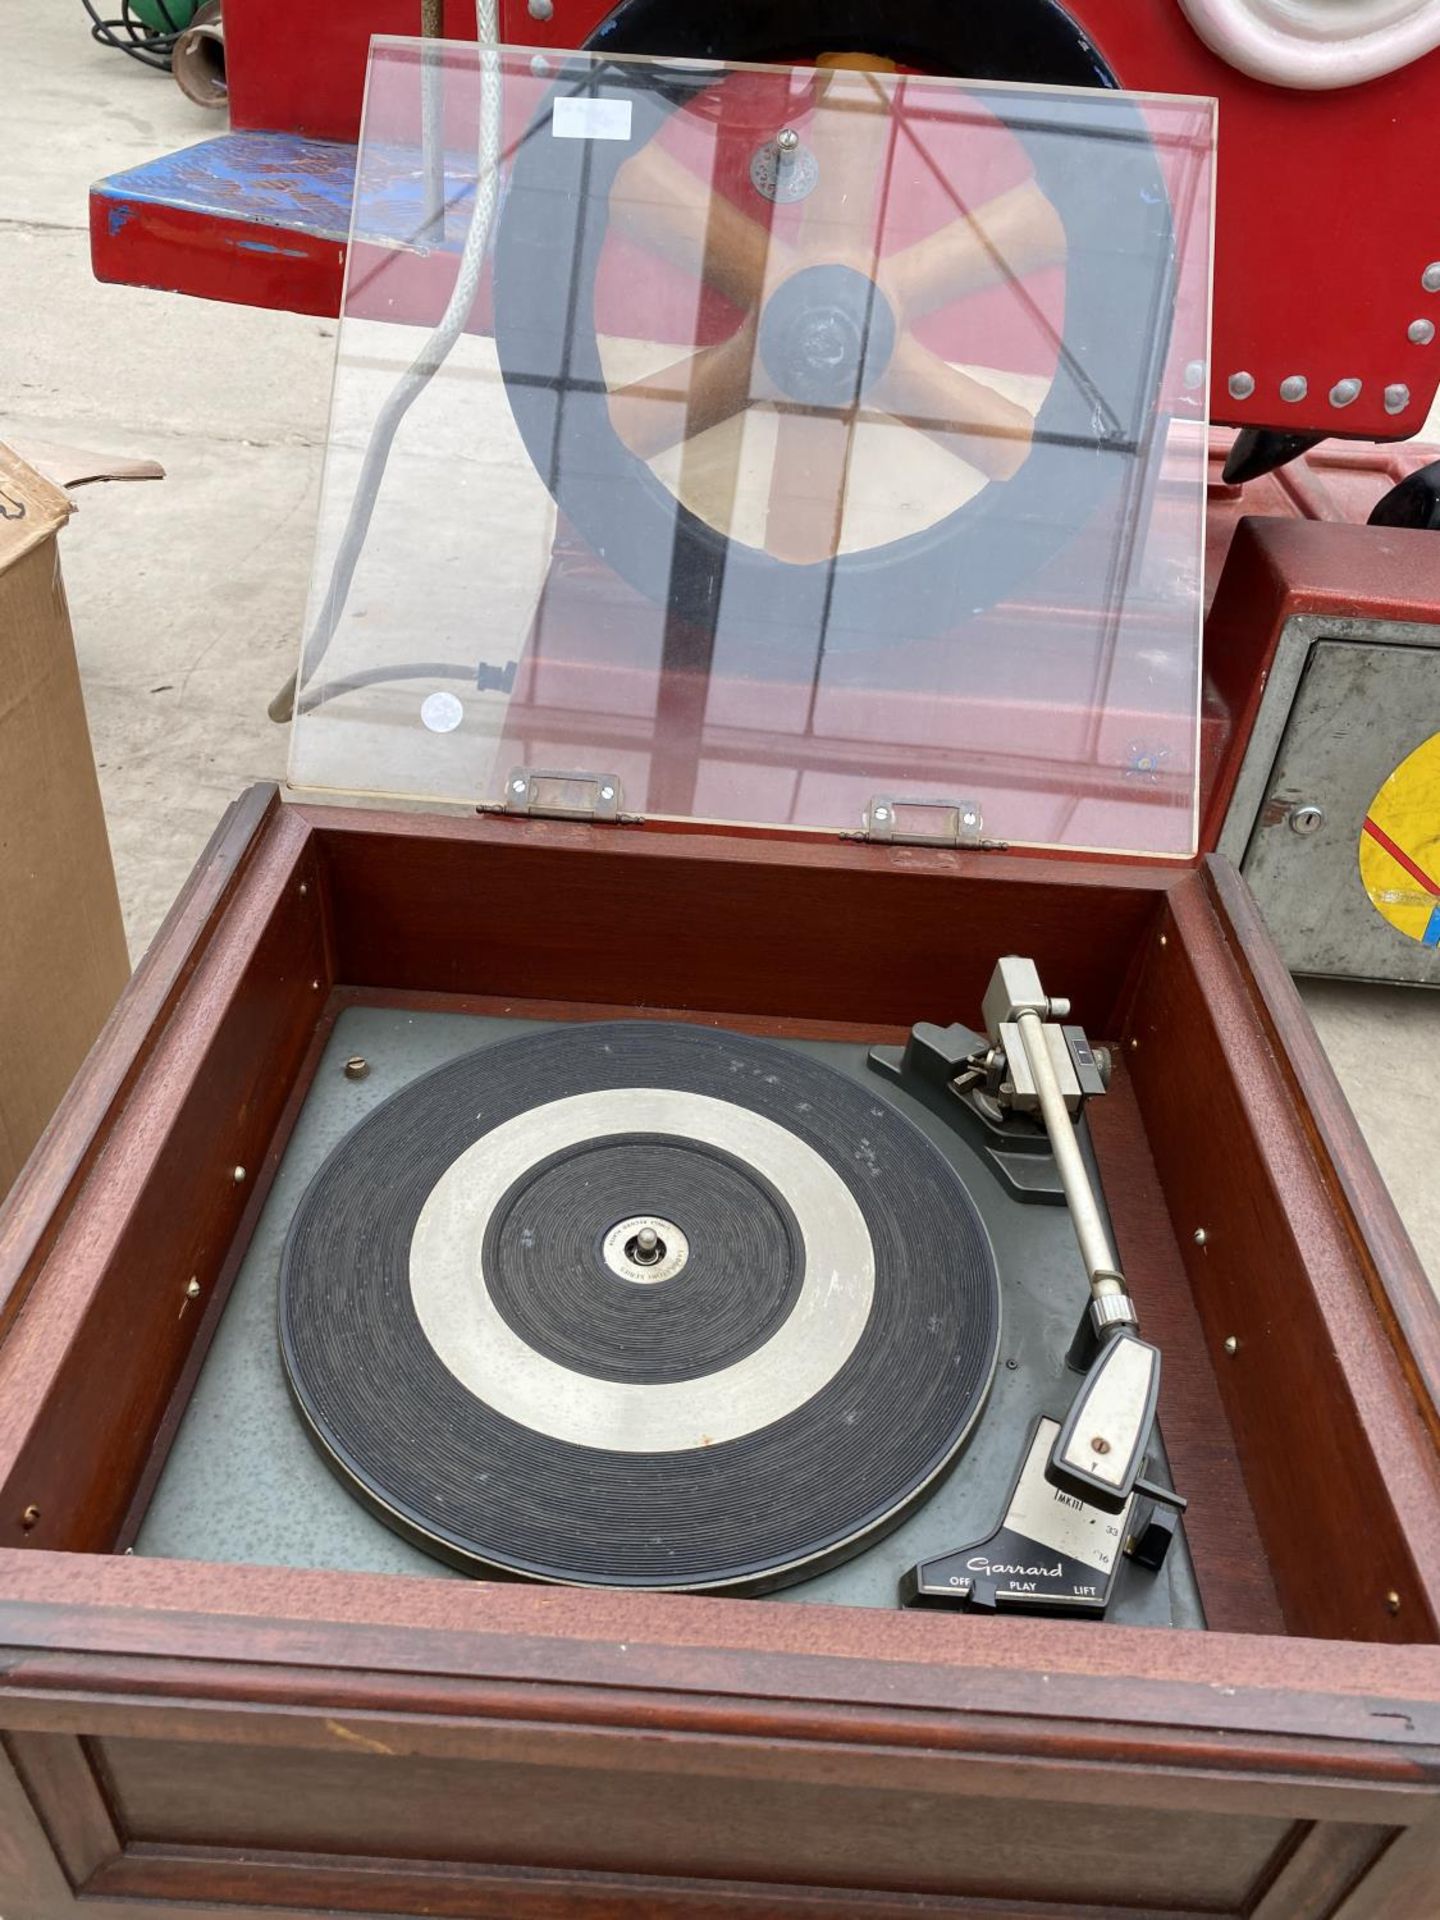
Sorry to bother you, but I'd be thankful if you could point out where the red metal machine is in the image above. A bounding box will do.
[93,0,1440,452]
[87,3,1440,981]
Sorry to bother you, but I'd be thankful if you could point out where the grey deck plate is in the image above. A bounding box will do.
[135,1003,1201,1624]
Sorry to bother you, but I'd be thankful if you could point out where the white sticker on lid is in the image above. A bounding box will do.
[420,690,464,734]
[552,96,633,142]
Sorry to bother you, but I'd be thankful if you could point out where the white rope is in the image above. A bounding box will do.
[278,4,504,719]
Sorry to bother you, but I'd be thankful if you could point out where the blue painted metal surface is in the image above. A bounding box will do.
[93,130,478,250]
[90,128,485,313]
[95,132,359,244]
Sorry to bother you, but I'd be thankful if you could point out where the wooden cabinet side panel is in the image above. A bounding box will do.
[1,1732,121,1886]
[1126,873,1440,1643]
[0,783,281,1341]
[0,1734,83,1919]
[91,1731,1291,1914]
[309,812,1169,1037]
[0,805,324,1555]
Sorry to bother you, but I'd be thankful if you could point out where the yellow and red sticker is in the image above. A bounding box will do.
[1359,731,1440,948]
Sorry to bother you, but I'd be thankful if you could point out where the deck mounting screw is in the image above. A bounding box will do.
[20,1505,40,1531]
[1194,1228,1207,1246]
[1223,1335,1239,1355]
[344,1055,371,1082]
[185,1278,201,1299]
[299,881,309,896]
[1386,1590,1402,1614]
[232,1165,247,1184]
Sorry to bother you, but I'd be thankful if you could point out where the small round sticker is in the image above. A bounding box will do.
[420,690,464,734]
[1358,730,1440,947]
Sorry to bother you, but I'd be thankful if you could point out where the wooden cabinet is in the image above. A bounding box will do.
[1,787,1437,1918]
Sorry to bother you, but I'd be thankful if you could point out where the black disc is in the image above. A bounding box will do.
[492,37,1174,652]
[279,1022,1000,1591]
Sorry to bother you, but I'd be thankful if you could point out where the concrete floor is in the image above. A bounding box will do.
[2,10,1437,1285]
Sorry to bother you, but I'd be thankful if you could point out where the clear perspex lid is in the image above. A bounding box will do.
[289,40,1214,857]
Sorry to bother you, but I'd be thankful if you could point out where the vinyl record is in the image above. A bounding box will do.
[279,1022,1000,1591]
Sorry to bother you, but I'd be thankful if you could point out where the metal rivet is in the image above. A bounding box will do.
[1279,374,1307,403]
[1005,1357,1018,1371]
[1183,359,1205,390]
[20,1504,40,1531]
[1159,933,1168,947]
[1223,1335,1239,1355]
[1408,318,1436,345]
[311,979,321,991]
[343,1055,370,1082]
[185,1278,201,1299]
[1384,383,1411,415]
[776,127,799,152]
[1386,1590,1402,1614]
[527,0,553,17]
[1129,1037,1139,1052]
[530,52,550,74]
[299,882,309,896]
[1194,1228,1207,1246]
[232,1165,247,1184]
[1329,378,1362,408]
[1227,371,1255,400]
[1289,803,1325,836]
[1423,262,1440,293]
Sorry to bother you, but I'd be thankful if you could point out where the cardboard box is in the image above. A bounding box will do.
[0,443,130,1197]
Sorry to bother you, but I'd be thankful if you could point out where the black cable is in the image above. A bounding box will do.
[81,0,186,72]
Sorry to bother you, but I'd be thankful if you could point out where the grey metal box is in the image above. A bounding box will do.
[1220,618,1440,986]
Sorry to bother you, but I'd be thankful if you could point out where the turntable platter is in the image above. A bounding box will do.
[279,1022,1001,1591]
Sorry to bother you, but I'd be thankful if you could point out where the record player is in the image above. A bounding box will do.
[3,43,1440,1920]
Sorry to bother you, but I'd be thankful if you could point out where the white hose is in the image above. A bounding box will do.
[277,4,504,719]
[1177,0,1440,90]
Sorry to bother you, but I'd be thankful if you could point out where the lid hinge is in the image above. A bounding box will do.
[495,767,627,824]
[859,796,985,848]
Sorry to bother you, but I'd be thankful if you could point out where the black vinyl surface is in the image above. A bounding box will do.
[279,1021,1001,1590]
[493,37,1174,650]
[486,1134,804,1383]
